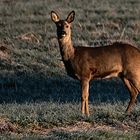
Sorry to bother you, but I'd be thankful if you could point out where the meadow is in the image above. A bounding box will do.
[0,0,140,139]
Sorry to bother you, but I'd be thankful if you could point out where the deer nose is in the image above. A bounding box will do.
[61,31,66,36]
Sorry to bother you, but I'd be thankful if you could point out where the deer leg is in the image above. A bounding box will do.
[81,79,90,116]
[123,77,139,114]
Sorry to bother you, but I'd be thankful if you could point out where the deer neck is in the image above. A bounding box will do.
[58,36,75,61]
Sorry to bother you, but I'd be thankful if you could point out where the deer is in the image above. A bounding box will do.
[51,10,140,116]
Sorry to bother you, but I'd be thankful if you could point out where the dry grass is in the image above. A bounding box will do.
[15,32,42,44]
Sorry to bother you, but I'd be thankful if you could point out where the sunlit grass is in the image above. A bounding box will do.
[0,102,140,139]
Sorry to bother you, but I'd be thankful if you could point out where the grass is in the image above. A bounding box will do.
[0,102,140,139]
[0,0,140,139]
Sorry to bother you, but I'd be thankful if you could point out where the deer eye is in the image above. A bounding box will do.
[66,25,69,28]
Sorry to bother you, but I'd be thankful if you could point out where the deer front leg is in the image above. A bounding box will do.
[81,79,90,116]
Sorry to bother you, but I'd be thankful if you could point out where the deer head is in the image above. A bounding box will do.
[51,11,75,40]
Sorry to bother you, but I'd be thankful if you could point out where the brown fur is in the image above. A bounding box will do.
[51,11,140,115]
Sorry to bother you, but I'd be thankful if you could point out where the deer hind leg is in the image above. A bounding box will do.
[123,77,139,114]
[81,79,90,116]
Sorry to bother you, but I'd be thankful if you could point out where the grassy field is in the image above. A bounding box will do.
[0,0,140,139]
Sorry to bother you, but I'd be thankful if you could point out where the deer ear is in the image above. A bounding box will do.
[51,11,60,23]
[66,11,75,23]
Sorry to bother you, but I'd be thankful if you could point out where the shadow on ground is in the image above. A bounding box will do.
[0,71,139,104]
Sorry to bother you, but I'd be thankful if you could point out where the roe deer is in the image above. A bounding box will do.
[51,11,140,116]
